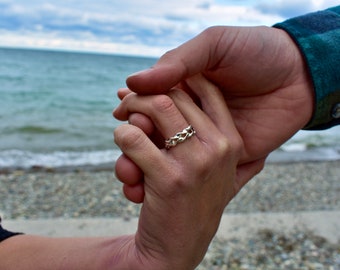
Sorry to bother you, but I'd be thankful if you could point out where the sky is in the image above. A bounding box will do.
[0,0,337,57]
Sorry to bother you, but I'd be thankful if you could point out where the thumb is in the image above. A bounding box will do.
[126,27,224,94]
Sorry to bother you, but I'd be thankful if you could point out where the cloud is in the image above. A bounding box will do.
[0,1,203,46]
[256,0,338,18]
[0,0,335,56]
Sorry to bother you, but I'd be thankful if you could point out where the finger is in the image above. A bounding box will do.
[114,124,167,181]
[167,78,240,150]
[128,113,155,137]
[185,74,239,139]
[129,113,165,148]
[126,28,225,94]
[117,88,133,100]
[115,114,154,198]
[115,154,143,186]
[114,94,194,147]
[123,183,145,204]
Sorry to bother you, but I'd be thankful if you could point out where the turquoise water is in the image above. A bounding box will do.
[0,48,156,168]
[0,47,339,169]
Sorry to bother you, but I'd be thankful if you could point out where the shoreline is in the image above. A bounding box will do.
[1,145,339,174]
[1,155,339,175]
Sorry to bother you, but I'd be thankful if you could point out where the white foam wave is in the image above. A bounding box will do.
[0,149,122,169]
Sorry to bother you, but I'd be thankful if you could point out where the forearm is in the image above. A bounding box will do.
[0,234,139,270]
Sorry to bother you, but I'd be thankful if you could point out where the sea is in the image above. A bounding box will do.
[0,47,340,170]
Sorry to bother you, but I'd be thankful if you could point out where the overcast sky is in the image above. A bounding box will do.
[0,0,337,56]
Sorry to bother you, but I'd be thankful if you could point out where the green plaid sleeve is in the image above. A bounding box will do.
[274,6,340,130]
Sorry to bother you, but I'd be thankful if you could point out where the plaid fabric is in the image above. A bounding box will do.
[274,6,340,130]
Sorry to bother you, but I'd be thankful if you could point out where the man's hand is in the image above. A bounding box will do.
[126,26,314,166]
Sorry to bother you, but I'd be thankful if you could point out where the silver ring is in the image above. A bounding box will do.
[165,125,196,149]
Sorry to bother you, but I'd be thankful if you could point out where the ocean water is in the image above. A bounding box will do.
[0,47,339,169]
[0,48,156,169]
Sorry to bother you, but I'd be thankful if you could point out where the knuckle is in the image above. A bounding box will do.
[187,136,242,181]
[202,26,223,41]
[150,95,187,129]
[213,134,243,160]
[114,125,145,151]
[151,94,176,114]
[166,173,187,195]
[212,136,231,159]
[160,162,197,196]
[161,49,176,61]
[165,172,200,198]
[202,26,216,39]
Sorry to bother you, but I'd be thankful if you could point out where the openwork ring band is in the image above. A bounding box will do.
[165,125,196,149]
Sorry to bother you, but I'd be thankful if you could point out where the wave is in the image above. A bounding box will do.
[1,144,339,172]
[0,149,122,170]
[15,125,64,134]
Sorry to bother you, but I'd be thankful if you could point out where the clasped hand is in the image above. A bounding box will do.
[112,25,314,270]
[113,74,259,269]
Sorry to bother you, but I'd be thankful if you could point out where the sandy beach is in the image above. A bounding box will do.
[1,160,339,269]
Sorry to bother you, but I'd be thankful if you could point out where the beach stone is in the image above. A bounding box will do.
[1,161,340,269]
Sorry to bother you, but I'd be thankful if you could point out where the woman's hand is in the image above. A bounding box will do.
[113,75,259,269]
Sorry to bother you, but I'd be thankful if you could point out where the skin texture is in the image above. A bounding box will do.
[115,26,314,203]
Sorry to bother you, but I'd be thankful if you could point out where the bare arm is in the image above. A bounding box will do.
[0,234,136,269]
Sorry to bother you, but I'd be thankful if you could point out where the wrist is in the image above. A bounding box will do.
[273,27,315,128]
[106,234,178,270]
[274,8,340,129]
[104,235,143,270]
